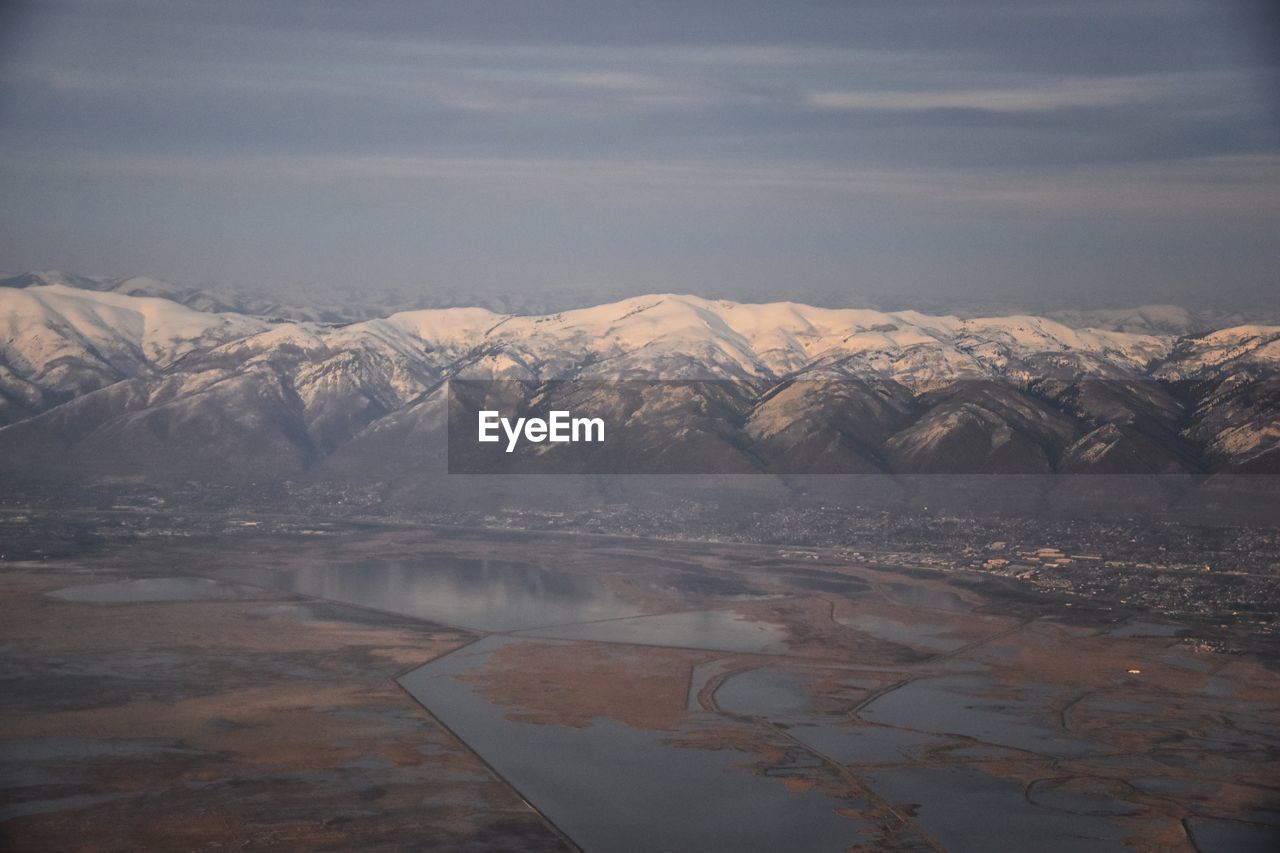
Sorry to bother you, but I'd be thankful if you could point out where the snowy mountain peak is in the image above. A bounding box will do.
[0,279,1277,478]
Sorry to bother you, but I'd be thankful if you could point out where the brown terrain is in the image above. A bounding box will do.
[2,521,1278,851]
[0,568,571,852]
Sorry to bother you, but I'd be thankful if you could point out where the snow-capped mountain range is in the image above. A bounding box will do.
[1,275,1277,483]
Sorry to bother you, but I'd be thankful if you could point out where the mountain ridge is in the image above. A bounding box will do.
[6,269,1274,331]
[1,278,1277,483]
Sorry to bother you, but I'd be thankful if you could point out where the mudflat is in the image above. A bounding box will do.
[3,523,1278,851]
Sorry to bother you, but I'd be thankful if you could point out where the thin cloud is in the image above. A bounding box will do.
[804,71,1254,113]
[9,142,1276,218]
[0,0,1275,305]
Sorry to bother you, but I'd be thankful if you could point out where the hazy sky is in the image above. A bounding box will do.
[1,1,1277,310]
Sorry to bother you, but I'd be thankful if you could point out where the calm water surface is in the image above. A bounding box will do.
[865,766,1150,852]
[859,675,1096,756]
[399,636,872,853]
[221,557,644,631]
[518,610,790,653]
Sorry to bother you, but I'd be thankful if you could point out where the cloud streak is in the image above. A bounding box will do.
[8,139,1276,220]
[0,0,1276,307]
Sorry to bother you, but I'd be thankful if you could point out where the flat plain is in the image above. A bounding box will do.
[2,523,1278,852]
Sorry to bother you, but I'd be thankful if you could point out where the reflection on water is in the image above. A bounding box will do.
[715,667,947,764]
[714,667,824,718]
[222,557,644,631]
[865,766,1150,852]
[1186,818,1280,853]
[48,577,248,603]
[518,610,790,653]
[400,636,871,853]
[860,675,1095,756]
[835,613,969,652]
[200,553,1270,849]
[797,723,946,765]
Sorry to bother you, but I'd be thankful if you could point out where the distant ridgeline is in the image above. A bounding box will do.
[0,281,1277,499]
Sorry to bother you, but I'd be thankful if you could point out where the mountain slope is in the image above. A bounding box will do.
[0,283,266,411]
[0,284,1276,481]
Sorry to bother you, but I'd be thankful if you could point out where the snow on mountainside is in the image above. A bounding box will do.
[375,294,1173,383]
[1156,325,1280,380]
[0,283,1277,478]
[0,284,266,394]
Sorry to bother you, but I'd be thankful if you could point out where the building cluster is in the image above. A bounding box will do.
[4,482,1277,634]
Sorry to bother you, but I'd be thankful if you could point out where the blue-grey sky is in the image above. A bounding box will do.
[1,0,1277,310]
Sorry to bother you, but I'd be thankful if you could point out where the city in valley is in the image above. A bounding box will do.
[2,507,1277,851]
